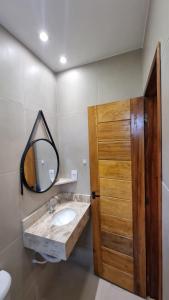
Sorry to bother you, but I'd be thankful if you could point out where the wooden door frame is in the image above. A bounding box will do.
[88,106,103,275]
[144,43,162,300]
[131,98,146,297]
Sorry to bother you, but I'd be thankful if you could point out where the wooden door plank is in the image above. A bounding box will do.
[102,247,134,274]
[98,141,131,160]
[97,99,130,123]
[97,120,130,141]
[100,178,132,200]
[144,44,162,300]
[131,98,146,297]
[101,231,133,257]
[102,263,134,292]
[88,106,102,275]
[88,106,99,193]
[100,197,132,220]
[156,44,162,300]
[101,214,133,238]
[99,160,131,180]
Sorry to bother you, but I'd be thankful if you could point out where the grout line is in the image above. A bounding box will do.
[0,236,21,258]
[0,170,19,176]
[0,95,24,106]
[141,0,151,47]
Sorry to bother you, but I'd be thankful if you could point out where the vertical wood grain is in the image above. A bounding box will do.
[144,43,162,300]
[156,43,162,300]
[131,98,146,297]
[88,106,102,275]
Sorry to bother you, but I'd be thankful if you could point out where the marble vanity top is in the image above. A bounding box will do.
[22,195,90,260]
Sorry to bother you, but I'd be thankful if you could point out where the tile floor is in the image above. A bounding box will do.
[43,262,143,300]
[95,279,143,300]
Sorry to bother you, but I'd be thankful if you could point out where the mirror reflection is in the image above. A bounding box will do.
[23,139,59,192]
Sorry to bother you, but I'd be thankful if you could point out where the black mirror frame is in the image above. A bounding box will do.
[20,110,59,194]
[21,138,59,194]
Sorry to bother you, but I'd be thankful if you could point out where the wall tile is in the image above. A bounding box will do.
[44,111,60,149]
[23,51,57,114]
[0,238,58,300]
[23,108,59,149]
[0,238,24,300]
[97,50,142,104]
[0,26,60,299]
[43,261,99,300]
[21,185,59,218]
[58,111,88,147]
[0,98,25,173]
[58,111,90,194]
[0,172,21,252]
[56,65,98,114]
[0,27,24,104]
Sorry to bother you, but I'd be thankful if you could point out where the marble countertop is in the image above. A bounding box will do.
[22,197,90,260]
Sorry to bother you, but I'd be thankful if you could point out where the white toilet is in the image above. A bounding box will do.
[0,270,11,300]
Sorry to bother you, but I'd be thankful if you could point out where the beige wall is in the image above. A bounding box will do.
[56,50,142,194]
[142,1,169,299]
[0,26,61,299]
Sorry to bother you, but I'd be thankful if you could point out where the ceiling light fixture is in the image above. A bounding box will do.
[39,31,49,42]
[60,56,67,64]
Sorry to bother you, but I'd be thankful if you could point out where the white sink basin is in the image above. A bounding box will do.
[51,208,76,226]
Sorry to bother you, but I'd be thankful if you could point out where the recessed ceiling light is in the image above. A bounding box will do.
[60,56,67,64]
[39,31,49,42]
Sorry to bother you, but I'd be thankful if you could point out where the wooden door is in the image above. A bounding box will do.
[88,98,146,297]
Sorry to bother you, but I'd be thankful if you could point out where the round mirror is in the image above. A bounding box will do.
[22,139,59,193]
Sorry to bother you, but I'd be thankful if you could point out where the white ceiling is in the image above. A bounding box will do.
[0,0,150,72]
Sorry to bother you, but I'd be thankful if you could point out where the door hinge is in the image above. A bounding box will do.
[144,113,148,123]
[91,191,100,199]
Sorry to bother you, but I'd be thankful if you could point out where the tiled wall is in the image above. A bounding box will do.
[0,26,60,299]
[55,50,142,194]
[142,0,169,298]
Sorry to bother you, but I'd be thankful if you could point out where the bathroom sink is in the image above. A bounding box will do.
[23,201,90,260]
[51,208,76,226]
